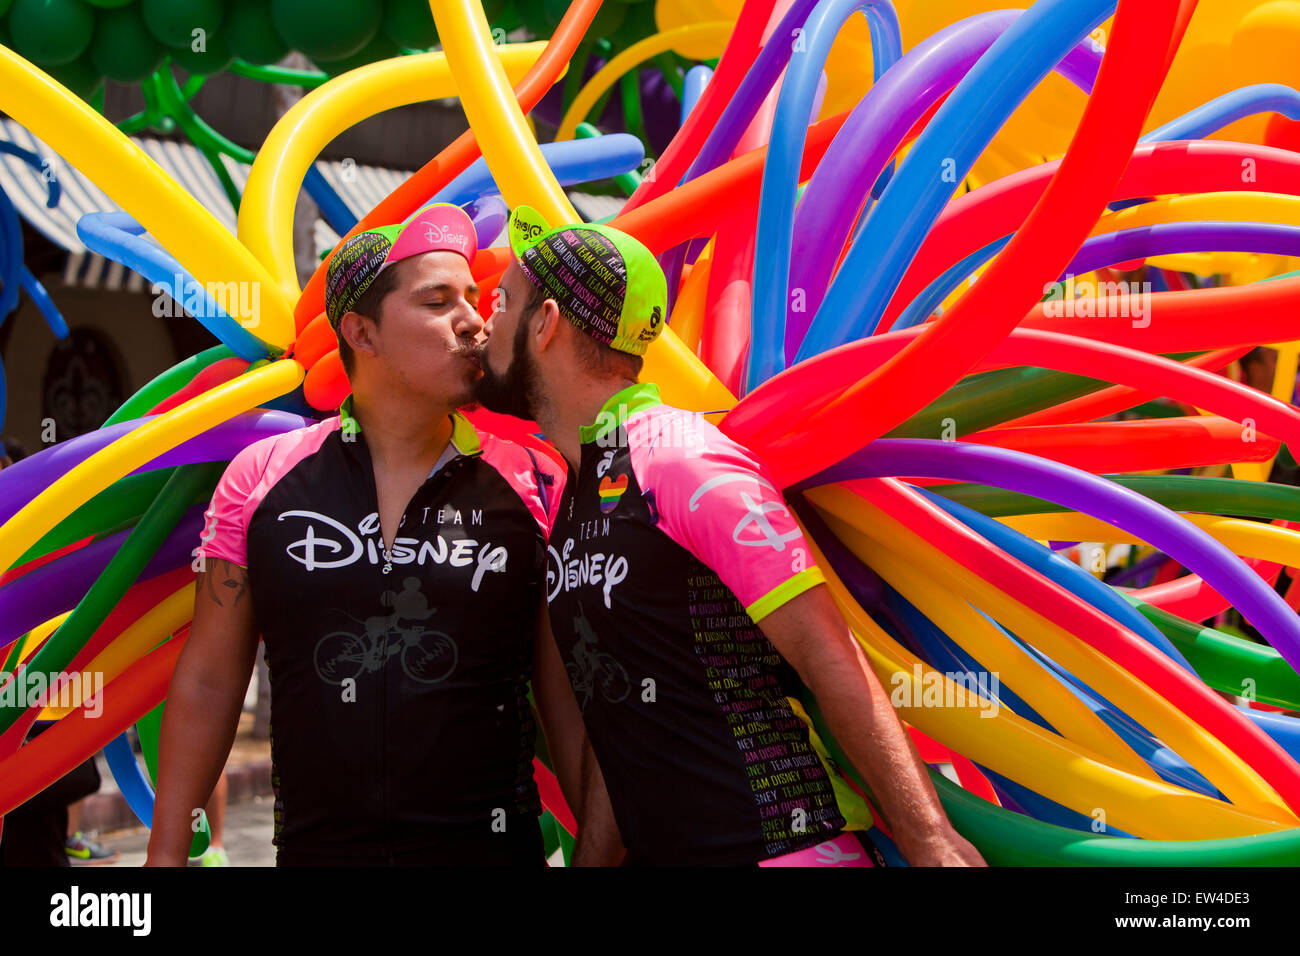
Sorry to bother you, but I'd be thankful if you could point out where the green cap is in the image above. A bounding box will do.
[506,205,666,356]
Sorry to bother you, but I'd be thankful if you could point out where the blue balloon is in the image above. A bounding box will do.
[795,0,1115,360]
[103,732,156,829]
[427,135,646,209]
[745,0,902,394]
[76,212,270,362]
[304,164,358,235]
[19,265,69,339]
[1142,83,1300,143]
[681,64,713,128]
[919,488,1195,671]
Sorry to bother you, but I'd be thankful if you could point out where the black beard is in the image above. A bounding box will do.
[473,318,539,421]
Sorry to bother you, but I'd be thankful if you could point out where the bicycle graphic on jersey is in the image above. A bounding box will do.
[314,577,459,685]
[567,604,630,709]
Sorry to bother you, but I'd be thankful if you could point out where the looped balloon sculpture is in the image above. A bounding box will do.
[6,0,1300,865]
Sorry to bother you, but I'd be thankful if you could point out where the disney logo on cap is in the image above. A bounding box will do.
[423,222,469,246]
[514,220,545,241]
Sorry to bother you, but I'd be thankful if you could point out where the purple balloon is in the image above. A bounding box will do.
[784,11,1102,360]
[0,508,206,653]
[1063,221,1300,278]
[804,439,1300,675]
[0,410,309,526]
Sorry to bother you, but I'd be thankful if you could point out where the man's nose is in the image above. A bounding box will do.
[457,299,485,336]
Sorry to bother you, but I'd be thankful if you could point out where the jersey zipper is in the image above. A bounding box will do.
[375,456,469,858]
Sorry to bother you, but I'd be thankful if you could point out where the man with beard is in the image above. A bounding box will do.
[474,206,985,867]
[147,204,585,866]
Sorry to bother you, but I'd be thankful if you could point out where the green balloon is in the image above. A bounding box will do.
[141,0,224,50]
[8,0,95,67]
[83,0,133,7]
[170,24,233,74]
[271,0,380,62]
[381,0,437,50]
[313,30,397,77]
[45,49,104,100]
[90,5,165,83]
[225,0,288,65]
[0,0,12,19]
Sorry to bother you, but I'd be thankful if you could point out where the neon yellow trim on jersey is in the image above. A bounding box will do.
[746,567,826,623]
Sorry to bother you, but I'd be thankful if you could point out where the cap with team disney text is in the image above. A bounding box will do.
[325,202,478,329]
[507,205,666,356]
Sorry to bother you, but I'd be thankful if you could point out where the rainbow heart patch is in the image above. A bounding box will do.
[598,474,629,513]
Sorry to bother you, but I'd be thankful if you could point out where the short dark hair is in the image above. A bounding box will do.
[336,263,404,377]
[522,280,643,379]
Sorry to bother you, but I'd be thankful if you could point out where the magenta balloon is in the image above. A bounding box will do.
[783,11,1102,361]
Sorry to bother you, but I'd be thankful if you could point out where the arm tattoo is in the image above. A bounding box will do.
[202,558,250,608]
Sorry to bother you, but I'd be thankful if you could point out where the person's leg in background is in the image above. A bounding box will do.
[65,792,120,865]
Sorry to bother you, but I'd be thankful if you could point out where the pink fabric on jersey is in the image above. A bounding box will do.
[195,413,565,568]
[624,404,818,611]
[195,417,342,567]
[477,430,566,540]
[758,832,874,867]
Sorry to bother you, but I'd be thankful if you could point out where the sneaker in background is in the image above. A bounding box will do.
[65,831,120,866]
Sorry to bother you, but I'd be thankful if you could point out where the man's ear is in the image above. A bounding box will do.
[534,300,562,352]
[340,311,379,360]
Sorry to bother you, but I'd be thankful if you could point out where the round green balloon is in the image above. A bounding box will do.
[381,0,437,50]
[45,49,103,100]
[170,24,233,75]
[141,0,224,50]
[314,30,398,77]
[83,0,133,7]
[225,0,288,65]
[271,0,381,62]
[8,0,96,67]
[90,5,165,83]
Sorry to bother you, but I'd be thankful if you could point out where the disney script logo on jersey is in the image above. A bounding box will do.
[547,536,628,609]
[279,510,508,591]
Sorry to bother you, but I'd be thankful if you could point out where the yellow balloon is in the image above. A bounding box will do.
[239,43,548,302]
[0,361,304,580]
[431,0,577,228]
[0,47,295,346]
[849,515,1156,779]
[670,237,716,355]
[1001,512,1300,571]
[806,484,1300,828]
[555,24,733,142]
[38,584,194,720]
[796,505,1293,839]
[427,0,734,414]
[10,613,69,667]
